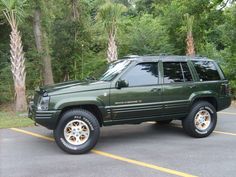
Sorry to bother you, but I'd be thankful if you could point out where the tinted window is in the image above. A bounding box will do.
[181,62,193,82]
[121,63,158,86]
[100,60,131,81]
[163,62,184,83]
[193,61,221,81]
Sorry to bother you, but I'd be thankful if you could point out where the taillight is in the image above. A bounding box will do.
[221,83,230,95]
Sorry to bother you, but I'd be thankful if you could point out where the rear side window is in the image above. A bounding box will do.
[193,61,221,81]
[163,62,193,83]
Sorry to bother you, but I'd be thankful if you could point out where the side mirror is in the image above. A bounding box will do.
[115,80,129,89]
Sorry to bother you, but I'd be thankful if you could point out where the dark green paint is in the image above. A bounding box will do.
[28,56,231,130]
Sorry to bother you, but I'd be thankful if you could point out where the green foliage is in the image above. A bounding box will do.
[0,0,28,22]
[184,13,194,33]
[0,65,14,103]
[0,16,13,104]
[0,0,27,11]
[198,4,236,95]
[96,1,127,33]
[50,0,107,82]
[118,14,174,56]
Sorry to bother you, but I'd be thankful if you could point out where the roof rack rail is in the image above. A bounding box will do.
[194,54,207,58]
[123,55,140,58]
[144,53,171,56]
[158,53,172,56]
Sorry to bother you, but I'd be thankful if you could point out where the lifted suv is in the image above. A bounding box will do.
[29,55,231,154]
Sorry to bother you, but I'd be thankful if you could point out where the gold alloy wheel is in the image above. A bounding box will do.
[64,119,90,145]
[194,110,211,131]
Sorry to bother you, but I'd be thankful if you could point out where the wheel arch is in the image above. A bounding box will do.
[57,104,104,127]
[191,96,218,111]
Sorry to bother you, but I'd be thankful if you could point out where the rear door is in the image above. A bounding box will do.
[161,61,195,117]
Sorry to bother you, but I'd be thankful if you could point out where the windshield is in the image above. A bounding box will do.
[99,60,131,81]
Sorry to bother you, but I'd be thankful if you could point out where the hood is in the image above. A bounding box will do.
[40,80,110,96]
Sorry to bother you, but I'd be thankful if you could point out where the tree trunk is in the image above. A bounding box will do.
[185,14,195,57]
[4,11,27,112]
[186,31,195,57]
[15,85,27,111]
[107,27,118,63]
[71,0,80,21]
[70,0,79,79]
[33,6,54,85]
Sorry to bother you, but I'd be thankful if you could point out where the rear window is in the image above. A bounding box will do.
[193,61,221,81]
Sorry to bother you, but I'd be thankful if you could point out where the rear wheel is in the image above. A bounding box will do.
[54,109,100,154]
[182,101,217,138]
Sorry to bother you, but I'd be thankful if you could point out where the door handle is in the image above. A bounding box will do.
[189,85,196,89]
[151,88,161,92]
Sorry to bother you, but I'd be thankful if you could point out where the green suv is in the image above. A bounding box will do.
[28,55,231,154]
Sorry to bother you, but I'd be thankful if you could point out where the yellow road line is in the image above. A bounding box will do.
[91,150,196,177]
[10,128,54,141]
[218,112,236,116]
[148,122,236,137]
[9,128,197,177]
[214,131,236,136]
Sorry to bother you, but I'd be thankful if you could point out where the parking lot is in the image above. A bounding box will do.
[1,106,236,177]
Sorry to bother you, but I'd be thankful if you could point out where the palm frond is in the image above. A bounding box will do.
[184,13,194,34]
[0,0,28,22]
[96,1,127,31]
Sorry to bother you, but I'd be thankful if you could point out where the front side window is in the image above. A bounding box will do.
[193,61,221,81]
[121,62,158,87]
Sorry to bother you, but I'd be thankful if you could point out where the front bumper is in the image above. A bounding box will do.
[28,101,61,130]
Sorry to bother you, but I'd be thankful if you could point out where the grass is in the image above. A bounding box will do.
[0,111,34,129]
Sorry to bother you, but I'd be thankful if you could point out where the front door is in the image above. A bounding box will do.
[109,62,162,120]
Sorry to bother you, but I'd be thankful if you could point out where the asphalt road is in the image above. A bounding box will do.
[1,106,236,177]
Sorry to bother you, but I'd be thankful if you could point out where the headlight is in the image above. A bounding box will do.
[37,96,50,111]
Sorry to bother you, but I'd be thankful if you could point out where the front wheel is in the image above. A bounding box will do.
[54,109,100,154]
[182,101,217,138]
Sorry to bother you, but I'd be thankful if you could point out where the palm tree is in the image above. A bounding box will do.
[185,13,195,57]
[0,0,27,112]
[97,1,126,63]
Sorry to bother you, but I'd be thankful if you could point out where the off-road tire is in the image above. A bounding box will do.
[54,109,100,154]
[182,101,217,138]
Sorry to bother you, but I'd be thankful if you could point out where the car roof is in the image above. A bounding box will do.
[120,55,213,62]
